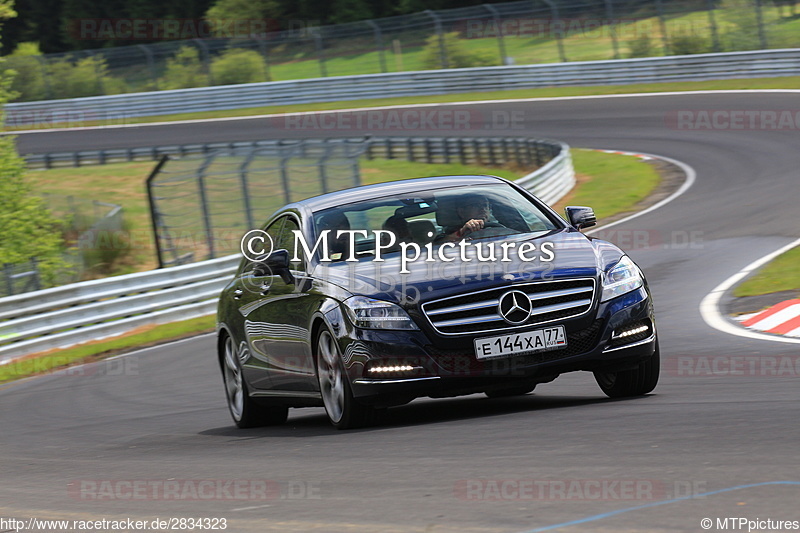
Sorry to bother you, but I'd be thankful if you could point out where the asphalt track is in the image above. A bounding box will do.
[3,93,799,532]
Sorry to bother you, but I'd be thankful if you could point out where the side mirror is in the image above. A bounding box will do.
[565,206,597,231]
[253,249,295,284]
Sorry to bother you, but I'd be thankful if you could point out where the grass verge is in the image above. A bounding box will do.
[733,246,800,298]
[8,149,660,384]
[0,315,215,385]
[552,149,661,220]
[9,76,800,132]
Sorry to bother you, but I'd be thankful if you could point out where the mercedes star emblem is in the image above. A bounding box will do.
[497,290,533,325]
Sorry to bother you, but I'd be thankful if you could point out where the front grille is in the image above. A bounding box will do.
[427,319,605,374]
[422,278,596,335]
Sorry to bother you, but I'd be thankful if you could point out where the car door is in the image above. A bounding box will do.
[238,215,286,391]
[245,215,319,392]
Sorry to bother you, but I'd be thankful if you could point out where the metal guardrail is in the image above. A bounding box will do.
[0,138,573,363]
[7,48,800,128]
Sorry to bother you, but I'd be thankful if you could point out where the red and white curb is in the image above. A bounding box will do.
[737,299,800,337]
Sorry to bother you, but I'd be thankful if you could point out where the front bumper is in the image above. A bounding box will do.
[338,286,656,400]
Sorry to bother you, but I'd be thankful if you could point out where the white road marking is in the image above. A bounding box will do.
[699,238,800,345]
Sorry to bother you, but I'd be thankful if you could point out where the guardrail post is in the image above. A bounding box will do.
[424,10,449,69]
[483,4,508,65]
[705,0,722,53]
[366,20,387,73]
[138,44,160,90]
[541,0,567,63]
[279,146,292,204]
[603,0,620,60]
[655,0,670,55]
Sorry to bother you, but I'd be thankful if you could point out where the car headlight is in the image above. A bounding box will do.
[601,256,644,302]
[342,296,419,330]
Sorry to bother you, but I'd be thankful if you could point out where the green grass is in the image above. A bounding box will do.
[9,76,800,132]
[0,315,215,385]
[733,246,800,298]
[552,148,660,220]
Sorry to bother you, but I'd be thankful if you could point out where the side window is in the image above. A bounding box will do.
[265,217,285,252]
[278,217,305,272]
[236,216,284,275]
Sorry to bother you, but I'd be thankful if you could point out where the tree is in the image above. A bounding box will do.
[0,0,69,286]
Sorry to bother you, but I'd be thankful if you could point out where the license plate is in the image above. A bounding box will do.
[474,326,567,360]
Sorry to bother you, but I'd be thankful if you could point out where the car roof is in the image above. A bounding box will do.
[297,175,507,212]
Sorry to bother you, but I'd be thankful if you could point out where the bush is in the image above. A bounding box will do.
[4,42,48,101]
[0,136,70,286]
[210,49,269,86]
[422,32,499,69]
[627,34,655,58]
[669,31,712,55]
[47,55,113,99]
[162,46,209,90]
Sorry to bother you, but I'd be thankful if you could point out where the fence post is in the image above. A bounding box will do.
[754,0,768,50]
[30,258,41,292]
[483,4,508,65]
[424,10,449,69]
[138,44,159,90]
[146,155,170,269]
[239,151,257,231]
[314,32,328,77]
[706,0,722,53]
[3,264,14,296]
[366,20,387,73]
[36,55,54,99]
[85,50,105,95]
[655,0,670,55]
[603,0,620,59]
[193,38,214,86]
[257,38,272,81]
[197,154,216,259]
[541,0,568,62]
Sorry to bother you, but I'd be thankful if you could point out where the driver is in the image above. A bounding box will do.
[439,193,512,242]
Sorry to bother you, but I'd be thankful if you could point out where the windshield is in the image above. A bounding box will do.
[312,184,560,261]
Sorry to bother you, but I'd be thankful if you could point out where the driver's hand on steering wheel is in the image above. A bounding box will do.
[461,218,485,235]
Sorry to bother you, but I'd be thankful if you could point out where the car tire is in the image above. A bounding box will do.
[221,334,289,428]
[315,326,377,430]
[594,340,660,398]
[485,383,536,398]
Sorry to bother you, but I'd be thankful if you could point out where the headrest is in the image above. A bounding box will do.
[408,219,436,244]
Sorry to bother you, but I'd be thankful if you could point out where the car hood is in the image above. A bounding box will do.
[312,229,625,306]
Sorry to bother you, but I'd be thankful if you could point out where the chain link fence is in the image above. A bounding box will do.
[1,195,124,297]
[5,0,799,103]
[147,139,365,267]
